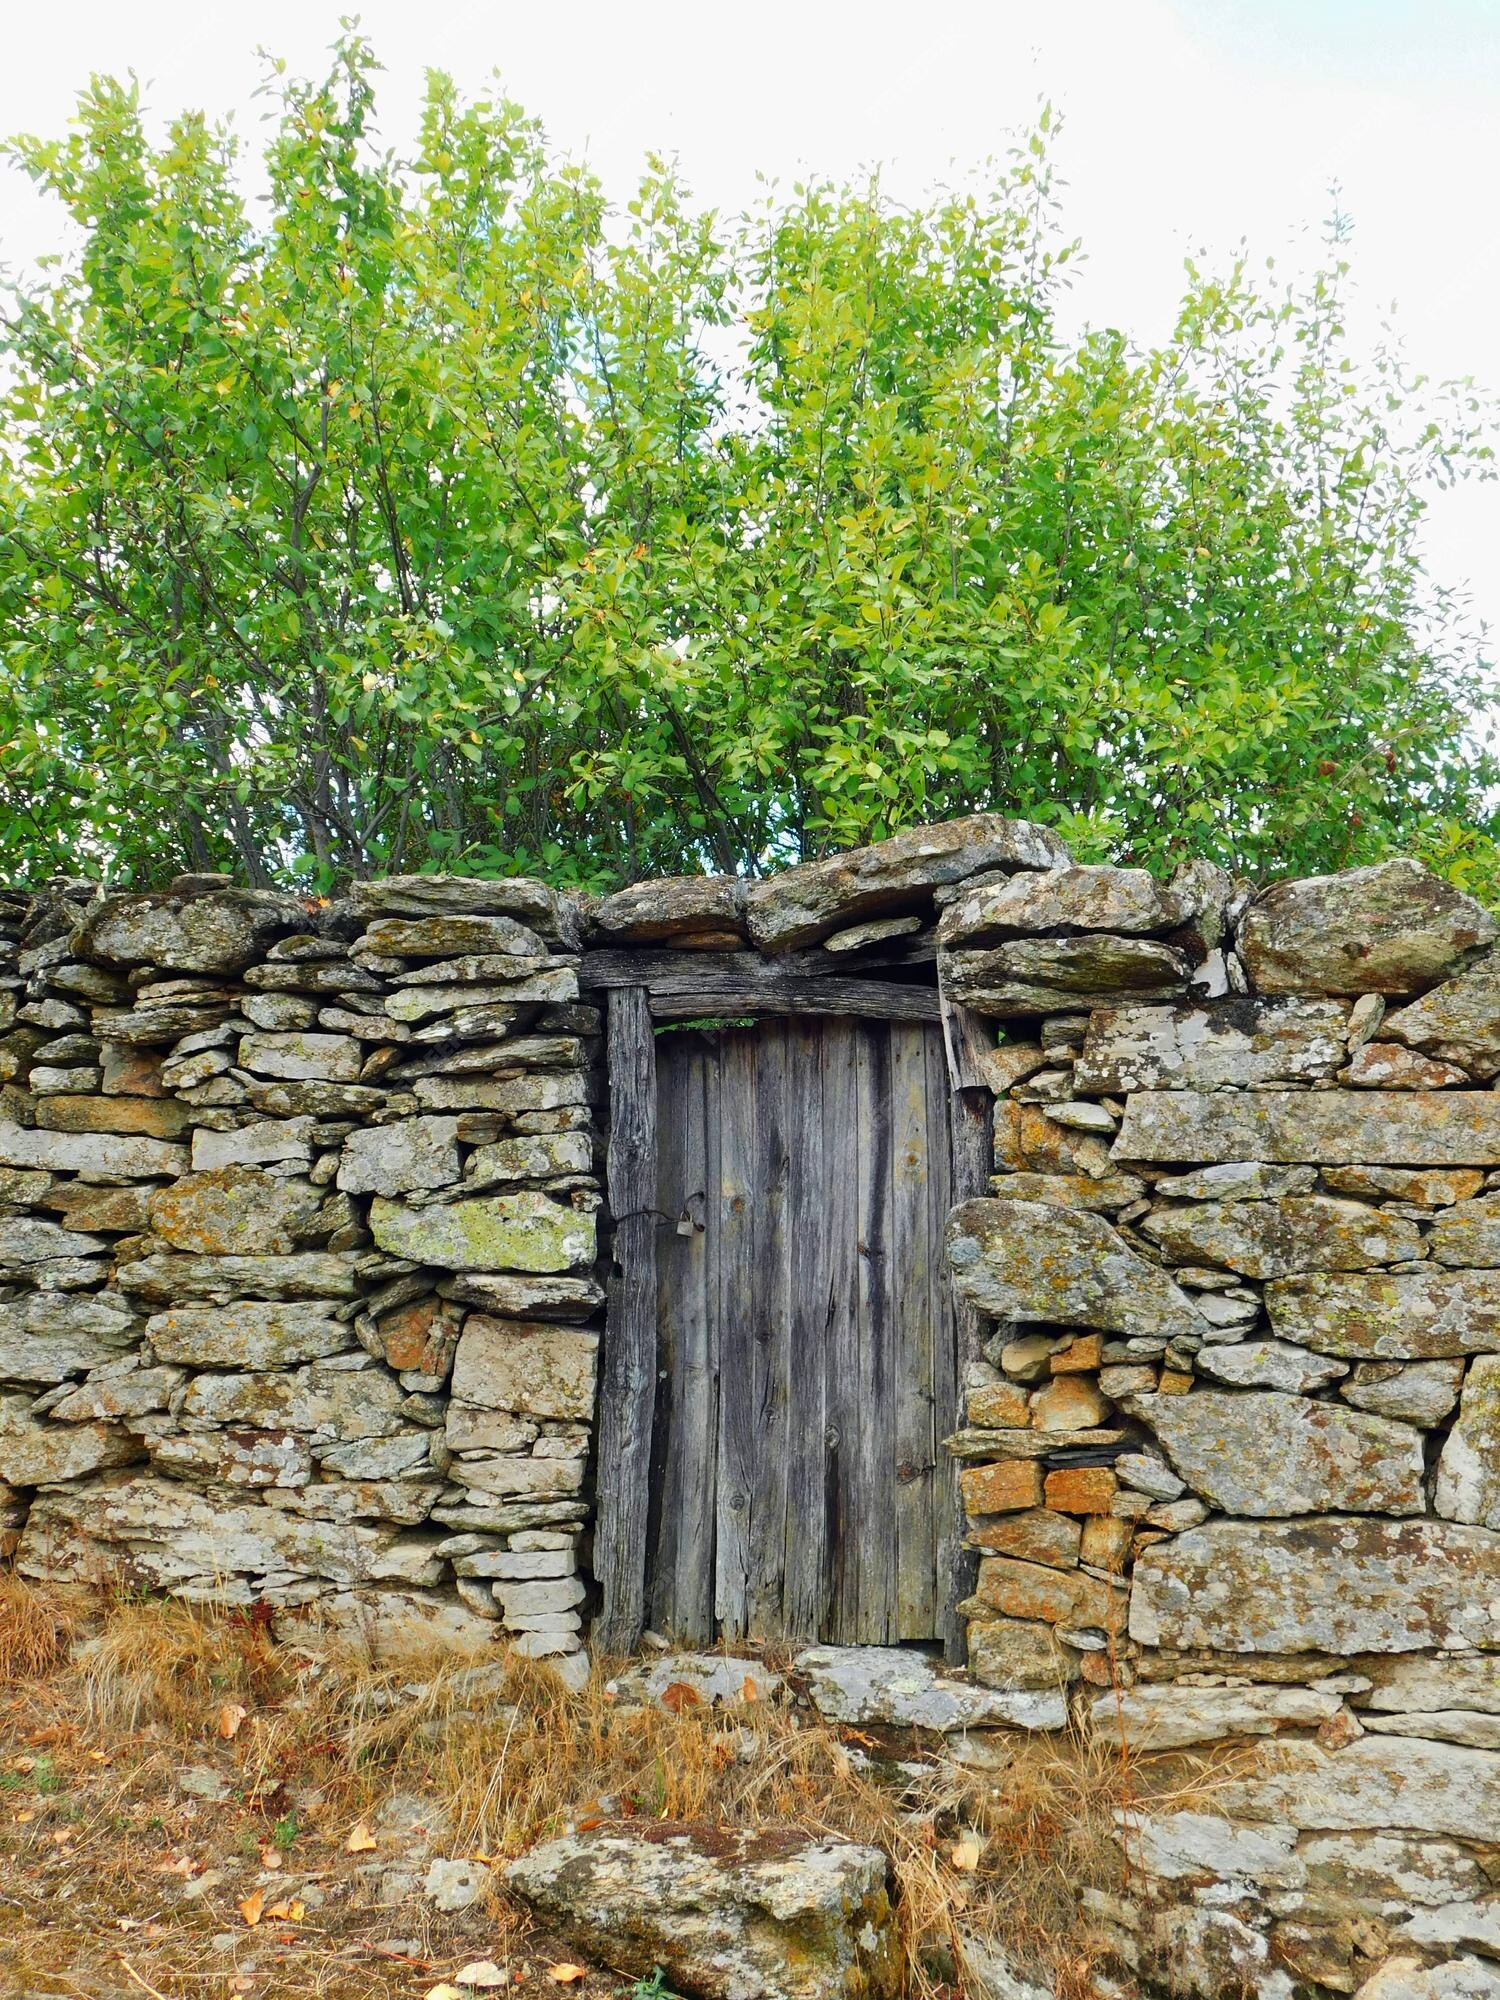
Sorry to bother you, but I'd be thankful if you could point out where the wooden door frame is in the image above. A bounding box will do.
[588,957,990,1656]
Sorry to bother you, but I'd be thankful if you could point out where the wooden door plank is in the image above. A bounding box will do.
[890,1021,938,1640]
[922,1024,964,1655]
[782,1017,831,1640]
[746,1023,792,1638]
[594,986,659,1655]
[851,1021,898,1644]
[713,1029,757,1641]
[649,1035,719,1643]
[822,1019,862,1641]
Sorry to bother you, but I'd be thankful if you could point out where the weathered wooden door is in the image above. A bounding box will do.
[646,1016,960,1646]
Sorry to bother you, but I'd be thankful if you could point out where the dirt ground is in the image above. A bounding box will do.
[0,1577,1168,2000]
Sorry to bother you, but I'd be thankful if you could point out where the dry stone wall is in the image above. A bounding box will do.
[0,872,603,1666]
[940,855,1500,1998]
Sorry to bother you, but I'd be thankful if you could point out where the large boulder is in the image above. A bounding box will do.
[946,1198,1205,1339]
[505,1823,902,2000]
[1236,859,1497,996]
[71,889,307,974]
[746,815,1067,953]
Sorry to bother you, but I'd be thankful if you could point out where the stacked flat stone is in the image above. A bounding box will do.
[941,857,1500,1998]
[0,873,600,1666]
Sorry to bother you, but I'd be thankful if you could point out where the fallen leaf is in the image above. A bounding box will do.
[740,1675,759,1703]
[238,1888,265,1928]
[455,1963,508,1989]
[951,1831,983,1872]
[116,1918,140,1932]
[14,1809,33,1824]
[660,1681,702,1714]
[259,1845,283,1869]
[344,1820,378,1853]
[423,1986,464,2000]
[547,1967,587,1985]
[216,1702,248,1740]
[264,1898,304,1922]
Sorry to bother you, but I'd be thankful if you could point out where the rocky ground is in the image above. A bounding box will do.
[0,1582,1180,2000]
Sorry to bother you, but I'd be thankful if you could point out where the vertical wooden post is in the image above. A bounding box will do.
[593,985,659,1655]
[941,1078,993,1661]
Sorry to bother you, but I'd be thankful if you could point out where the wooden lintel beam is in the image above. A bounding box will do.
[646,978,939,1024]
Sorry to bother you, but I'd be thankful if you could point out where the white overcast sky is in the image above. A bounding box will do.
[2,0,1497,637]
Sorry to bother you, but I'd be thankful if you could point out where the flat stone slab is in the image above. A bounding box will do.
[946,1197,1205,1339]
[145,1301,356,1369]
[1236,858,1497,996]
[1090,1683,1340,1750]
[450,1316,598,1420]
[1113,1090,1500,1165]
[1436,1356,1500,1529]
[593,876,746,944]
[746,814,1066,952]
[1140,1195,1421,1278]
[1126,1389,1425,1516]
[942,936,1191,1015]
[505,1824,902,2000]
[610,1654,782,1710]
[1076,997,1348,1093]
[1219,1736,1500,1843]
[1384,961,1500,1078]
[937,864,1180,946]
[369,1192,595,1273]
[1266,1269,1500,1359]
[796,1644,1067,1732]
[1130,1516,1500,1653]
[72,889,305,973]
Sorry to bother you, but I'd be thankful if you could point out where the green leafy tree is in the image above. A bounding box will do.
[1,39,1495,892]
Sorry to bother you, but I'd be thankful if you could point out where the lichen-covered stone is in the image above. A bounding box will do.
[33,1092,191,1138]
[18,1471,441,1597]
[969,1556,1127,1632]
[1076,997,1348,1093]
[119,1252,358,1305]
[1431,1199,1500,1268]
[938,866,1180,947]
[1130,1516,1500,1653]
[145,1301,355,1369]
[369,1193,595,1273]
[1219,1736,1500,1843]
[466,1131,595,1183]
[0,1395,140,1483]
[1195,1341,1348,1392]
[797,1644,1065,1731]
[1266,1269,1500,1359]
[438,1271,604,1320]
[0,1215,107,1263]
[1342,1359,1465,1425]
[237,1031,362,1083]
[1341,1042,1471,1088]
[191,1118,315,1171]
[1436,1357,1500,1529]
[947,1198,1204,1338]
[179,1362,406,1441]
[964,1616,1080,1691]
[1140,1195,1421,1278]
[593,876,746,944]
[1323,1165,1485,1207]
[992,1102,1113,1178]
[71,889,306,974]
[985,1171,1144,1212]
[1237,859,1497,996]
[1114,1089,1500,1165]
[450,1317,598,1420]
[746,814,1067,952]
[1152,1162,1319,1202]
[148,1167,321,1255]
[0,1117,188,1179]
[943,936,1191,1014]
[505,1824,903,2000]
[1090,1683,1341,1749]
[337,1117,461,1197]
[0,1293,138,1384]
[349,874,581,948]
[1382,959,1500,1079]
[362,913,548,959]
[1127,1389,1423,1516]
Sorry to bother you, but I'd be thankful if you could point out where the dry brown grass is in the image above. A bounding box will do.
[0,1569,72,1678]
[0,1589,1223,2000]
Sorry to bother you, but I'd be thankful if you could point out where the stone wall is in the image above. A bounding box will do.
[0,873,603,1667]
[940,855,1500,1997]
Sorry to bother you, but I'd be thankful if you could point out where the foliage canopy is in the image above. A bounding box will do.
[1,37,1496,891]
